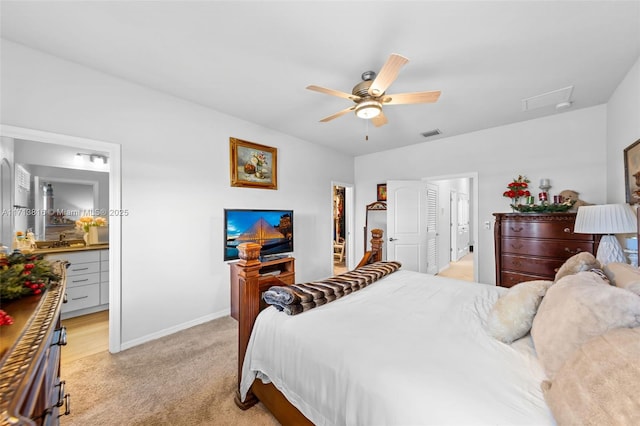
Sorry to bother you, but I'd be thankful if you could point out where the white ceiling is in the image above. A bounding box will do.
[2,1,639,156]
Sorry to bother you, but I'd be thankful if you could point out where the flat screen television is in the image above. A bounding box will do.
[224,209,294,261]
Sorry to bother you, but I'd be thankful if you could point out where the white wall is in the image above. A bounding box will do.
[1,40,354,348]
[355,105,608,284]
[607,55,640,203]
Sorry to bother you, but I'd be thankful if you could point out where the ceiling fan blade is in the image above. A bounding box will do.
[371,111,388,127]
[368,53,409,97]
[320,106,356,122]
[307,85,360,101]
[383,90,441,105]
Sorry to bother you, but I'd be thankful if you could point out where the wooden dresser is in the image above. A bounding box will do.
[493,212,599,287]
[0,264,70,425]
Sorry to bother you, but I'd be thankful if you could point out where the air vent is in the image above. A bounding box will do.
[421,129,441,138]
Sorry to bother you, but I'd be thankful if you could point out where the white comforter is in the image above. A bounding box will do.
[240,269,555,425]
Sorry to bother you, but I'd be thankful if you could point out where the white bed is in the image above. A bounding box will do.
[240,269,554,425]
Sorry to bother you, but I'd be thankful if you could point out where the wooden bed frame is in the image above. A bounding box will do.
[232,228,385,424]
[230,218,639,424]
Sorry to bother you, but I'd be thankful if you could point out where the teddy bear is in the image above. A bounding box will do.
[558,189,591,211]
[554,251,601,281]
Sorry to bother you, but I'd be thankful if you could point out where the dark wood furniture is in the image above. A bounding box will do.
[493,212,599,287]
[231,230,384,425]
[230,255,295,321]
[0,263,70,425]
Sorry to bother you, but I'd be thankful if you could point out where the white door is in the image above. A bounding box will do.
[387,180,426,272]
[450,190,458,262]
[426,183,438,274]
[456,192,470,260]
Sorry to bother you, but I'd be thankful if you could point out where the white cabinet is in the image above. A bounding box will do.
[46,249,109,318]
[100,250,109,305]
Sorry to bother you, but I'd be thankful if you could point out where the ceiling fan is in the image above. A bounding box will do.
[306,53,441,127]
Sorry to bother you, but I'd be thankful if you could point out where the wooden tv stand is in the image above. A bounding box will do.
[230,253,295,321]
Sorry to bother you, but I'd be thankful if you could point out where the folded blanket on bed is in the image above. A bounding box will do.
[263,261,402,315]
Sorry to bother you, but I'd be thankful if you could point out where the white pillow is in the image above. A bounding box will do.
[486,280,553,344]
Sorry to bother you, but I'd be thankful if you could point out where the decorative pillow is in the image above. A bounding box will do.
[554,251,600,281]
[531,271,640,378]
[542,327,640,425]
[486,280,553,344]
[603,262,640,296]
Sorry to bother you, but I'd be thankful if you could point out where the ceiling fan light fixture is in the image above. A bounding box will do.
[355,100,382,119]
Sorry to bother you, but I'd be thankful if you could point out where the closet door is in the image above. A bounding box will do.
[386,180,426,272]
[426,183,438,274]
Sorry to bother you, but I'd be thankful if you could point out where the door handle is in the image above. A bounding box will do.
[389,237,398,242]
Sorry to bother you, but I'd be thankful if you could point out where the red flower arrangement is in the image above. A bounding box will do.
[0,251,60,301]
[503,175,531,208]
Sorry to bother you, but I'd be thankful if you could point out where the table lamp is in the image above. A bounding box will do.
[574,204,637,265]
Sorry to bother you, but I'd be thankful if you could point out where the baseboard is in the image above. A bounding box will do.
[120,307,230,351]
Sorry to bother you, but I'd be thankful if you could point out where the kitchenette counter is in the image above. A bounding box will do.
[33,244,109,255]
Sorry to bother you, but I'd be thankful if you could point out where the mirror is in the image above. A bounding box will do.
[31,175,98,240]
[364,201,387,259]
[2,137,109,243]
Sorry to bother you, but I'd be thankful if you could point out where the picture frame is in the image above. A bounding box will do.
[230,137,277,190]
[624,138,640,204]
[377,183,387,202]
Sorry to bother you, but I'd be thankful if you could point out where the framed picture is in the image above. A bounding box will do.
[230,137,277,190]
[624,138,640,204]
[377,183,387,202]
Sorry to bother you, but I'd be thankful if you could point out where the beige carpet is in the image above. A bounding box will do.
[61,316,279,425]
[437,253,474,281]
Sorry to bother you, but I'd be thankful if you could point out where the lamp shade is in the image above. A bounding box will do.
[355,100,382,119]
[574,204,637,235]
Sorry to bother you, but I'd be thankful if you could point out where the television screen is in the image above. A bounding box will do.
[224,209,293,261]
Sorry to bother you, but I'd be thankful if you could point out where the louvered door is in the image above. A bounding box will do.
[426,183,438,274]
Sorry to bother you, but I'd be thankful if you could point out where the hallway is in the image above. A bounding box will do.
[436,253,474,281]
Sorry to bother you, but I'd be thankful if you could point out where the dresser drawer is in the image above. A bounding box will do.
[501,254,564,277]
[63,284,100,312]
[501,271,551,288]
[67,261,100,276]
[501,237,594,258]
[501,219,594,241]
[66,272,100,288]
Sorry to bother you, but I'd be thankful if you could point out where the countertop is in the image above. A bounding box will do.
[32,244,109,255]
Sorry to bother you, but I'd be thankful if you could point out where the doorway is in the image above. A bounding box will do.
[0,125,122,353]
[427,173,477,282]
[0,158,11,246]
[332,182,353,275]
[385,173,478,282]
